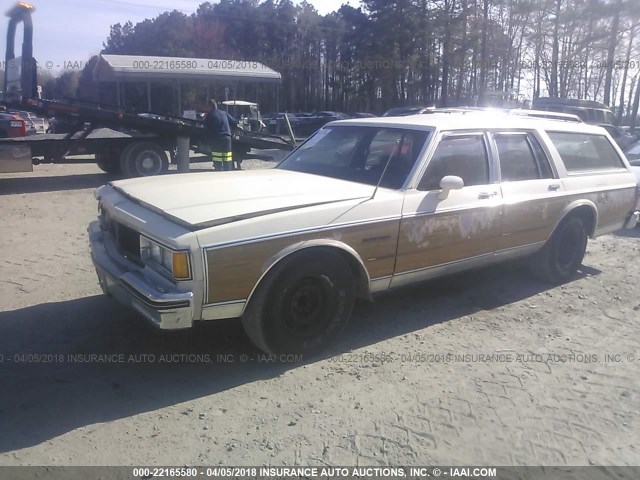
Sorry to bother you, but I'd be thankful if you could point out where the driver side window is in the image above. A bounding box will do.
[363,129,428,189]
[418,134,490,191]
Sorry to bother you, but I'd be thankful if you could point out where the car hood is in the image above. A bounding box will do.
[109,169,375,229]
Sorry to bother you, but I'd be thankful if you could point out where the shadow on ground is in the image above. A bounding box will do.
[0,154,280,196]
[0,263,600,453]
[0,173,115,196]
[613,226,640,239]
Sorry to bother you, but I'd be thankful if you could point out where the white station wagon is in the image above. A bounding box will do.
[90,112,640,354]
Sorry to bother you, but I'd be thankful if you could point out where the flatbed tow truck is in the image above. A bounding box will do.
[0,2,294,177]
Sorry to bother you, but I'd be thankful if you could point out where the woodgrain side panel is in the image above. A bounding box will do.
[206,220,400,304]
[590,187,637,231]
[499,196,567,250]
[395,206,502,273]
[501,187,636,249]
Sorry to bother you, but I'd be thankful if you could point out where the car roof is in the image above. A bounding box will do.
[508,109,582,122]
[327,111,608,134]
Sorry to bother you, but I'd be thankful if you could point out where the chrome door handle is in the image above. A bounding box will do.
[478,192,498,199]
[548,184,561,191]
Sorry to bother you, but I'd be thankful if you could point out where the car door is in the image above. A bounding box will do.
[392,132,503,287]
[491,131,565,251]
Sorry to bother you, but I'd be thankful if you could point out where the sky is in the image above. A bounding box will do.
[0,0,361,75]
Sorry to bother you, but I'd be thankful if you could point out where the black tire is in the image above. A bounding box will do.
[530,215,588,284]
[232,145,250,157]
[232,146,249,170]
[242,249,356,355]
[120,142,169,178]
[95,151,122,175]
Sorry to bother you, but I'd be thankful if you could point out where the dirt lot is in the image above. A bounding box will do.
[0,159,639,466]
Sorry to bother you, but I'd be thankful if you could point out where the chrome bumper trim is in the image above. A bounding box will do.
[201,301,246,320]
[89,221,195,330]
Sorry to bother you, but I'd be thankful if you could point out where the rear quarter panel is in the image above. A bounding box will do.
[539,127,637,236]
[559,172,637,235]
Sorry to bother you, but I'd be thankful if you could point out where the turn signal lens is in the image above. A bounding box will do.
[172,252,190,280]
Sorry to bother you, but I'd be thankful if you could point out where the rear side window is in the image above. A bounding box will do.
[495,133,554,181]
[547,132,625,172]
[418,134,490,191]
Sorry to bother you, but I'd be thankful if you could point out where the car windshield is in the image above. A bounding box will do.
[278,125,430,189]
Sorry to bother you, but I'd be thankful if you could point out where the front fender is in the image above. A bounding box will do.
[244,239,372,312]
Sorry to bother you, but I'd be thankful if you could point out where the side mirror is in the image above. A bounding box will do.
[438,175,464,200]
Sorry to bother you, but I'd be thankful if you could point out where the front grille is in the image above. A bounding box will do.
[112,221,142,265]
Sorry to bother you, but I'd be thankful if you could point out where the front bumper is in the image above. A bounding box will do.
[626,210,640,229]
[88,221,195,330]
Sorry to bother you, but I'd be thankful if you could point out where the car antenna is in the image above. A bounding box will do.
[370,139,401,200]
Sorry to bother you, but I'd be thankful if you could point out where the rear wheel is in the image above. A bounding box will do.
[232,145,250,170]
[95,151,122,175]
[530,216,588,284]
[120,142,169,177]
[242,249,356,355]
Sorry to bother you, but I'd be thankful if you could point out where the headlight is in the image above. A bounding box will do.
[140,237,191,280]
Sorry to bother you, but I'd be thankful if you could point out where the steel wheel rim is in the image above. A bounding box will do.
[283,276,332,337]
[136,151,162,175]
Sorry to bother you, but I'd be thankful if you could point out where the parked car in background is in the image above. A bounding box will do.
[11,110,48,135]
[597,123,636,149]
[292,111,351,136]
[0,112,27,137]
[90,112,639,355]
[624,139,640,163]
[532,97,615,124]
[262,112,300,134]
[316,111,350,120]
[530,99,636,148]
[347,112,377,118]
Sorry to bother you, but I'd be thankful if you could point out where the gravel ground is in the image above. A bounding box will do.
[0,158,639,467]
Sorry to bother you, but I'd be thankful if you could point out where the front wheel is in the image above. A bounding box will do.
[530,216,588,284]
[242,249,356,355]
